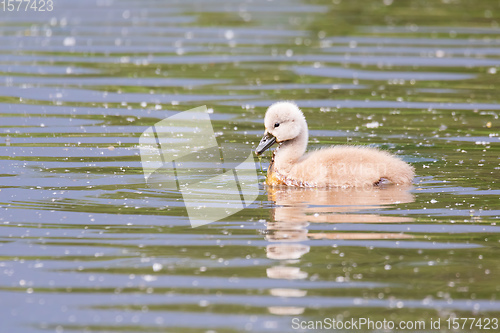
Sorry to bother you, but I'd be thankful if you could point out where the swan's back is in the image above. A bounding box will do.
[280,145,414,187]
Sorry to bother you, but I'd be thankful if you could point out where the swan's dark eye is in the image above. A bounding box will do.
[274,122,280,128]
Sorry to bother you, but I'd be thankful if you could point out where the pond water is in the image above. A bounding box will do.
[1,0,499,332]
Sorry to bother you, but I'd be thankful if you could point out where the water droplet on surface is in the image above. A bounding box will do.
[224,30,234,40]
[63,37,75,46]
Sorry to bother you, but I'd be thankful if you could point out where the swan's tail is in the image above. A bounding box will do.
[384,157,415,185]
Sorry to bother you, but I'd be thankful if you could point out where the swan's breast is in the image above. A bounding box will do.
[266,157,285,186]
[266,159,314,187]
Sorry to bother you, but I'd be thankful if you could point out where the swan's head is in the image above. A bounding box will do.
[255,101,307,155]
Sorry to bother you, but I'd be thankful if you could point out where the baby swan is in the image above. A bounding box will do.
[255,101,414,188]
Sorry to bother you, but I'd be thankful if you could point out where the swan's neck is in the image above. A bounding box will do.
[273,128,308,173]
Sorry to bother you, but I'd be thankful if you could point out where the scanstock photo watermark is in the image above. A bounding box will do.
[291,317,499,331]
[139,105,259,228]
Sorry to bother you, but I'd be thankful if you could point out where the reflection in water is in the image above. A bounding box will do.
[269,185,415,223]
[265,185,414,315]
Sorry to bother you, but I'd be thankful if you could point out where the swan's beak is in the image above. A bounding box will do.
[255,132,277,155]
